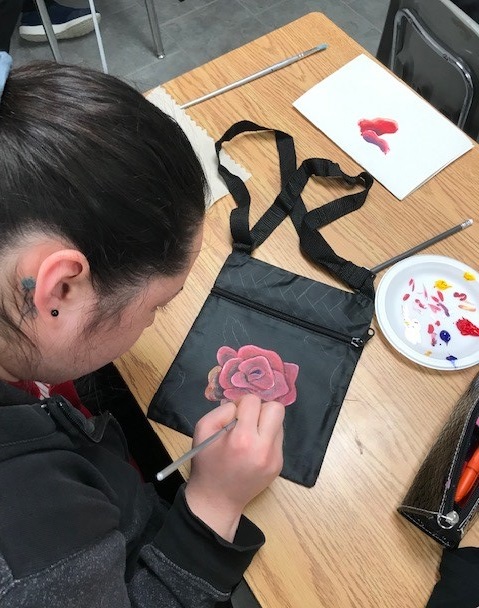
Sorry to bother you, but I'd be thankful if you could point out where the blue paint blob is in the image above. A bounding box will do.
[440,330,451,343]
[446,355,458,366]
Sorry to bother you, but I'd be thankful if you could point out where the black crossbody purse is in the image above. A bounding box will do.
[148,122,375,487]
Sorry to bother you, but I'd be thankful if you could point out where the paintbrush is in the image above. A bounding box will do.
[156,419,237,481]
[180,43,328,109]
[370,219,473,275]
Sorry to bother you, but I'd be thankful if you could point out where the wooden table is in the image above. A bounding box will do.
[116,12,479,608]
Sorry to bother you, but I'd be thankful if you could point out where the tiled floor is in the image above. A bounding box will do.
[9,0,389,92]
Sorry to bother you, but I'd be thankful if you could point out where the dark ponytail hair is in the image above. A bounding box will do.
[0,61,207,336]
[0,61,207,289]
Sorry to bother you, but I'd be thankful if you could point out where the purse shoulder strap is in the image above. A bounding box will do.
[282,158,375,298]
[215,121,375,299]
[215,120,298,252]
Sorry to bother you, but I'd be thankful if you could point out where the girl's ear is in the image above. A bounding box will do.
[33,249,91,321]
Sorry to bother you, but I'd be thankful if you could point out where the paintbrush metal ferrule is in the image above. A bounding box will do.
[300,44,328,59]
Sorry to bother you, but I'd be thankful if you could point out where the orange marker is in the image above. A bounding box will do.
[455,446,479,502]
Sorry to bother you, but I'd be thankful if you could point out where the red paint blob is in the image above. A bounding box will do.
[456,318,479,337]
[358,118,399,135]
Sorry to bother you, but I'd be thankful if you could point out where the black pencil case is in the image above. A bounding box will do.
[398,373,479,548]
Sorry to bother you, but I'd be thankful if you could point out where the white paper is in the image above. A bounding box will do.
[293,54,473,200]
[146,87,251,208]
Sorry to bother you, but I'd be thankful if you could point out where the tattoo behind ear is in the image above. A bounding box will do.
[21,277,38,318]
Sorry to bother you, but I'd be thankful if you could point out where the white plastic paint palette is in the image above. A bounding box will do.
[375,255,479,370]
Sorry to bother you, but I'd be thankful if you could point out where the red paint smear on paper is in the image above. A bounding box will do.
[361,129,390,154]
[358,118,399,135]
[358,118,399,155]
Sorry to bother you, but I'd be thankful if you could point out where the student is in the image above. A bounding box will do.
[0,53,285,607]
[0,0,98,52]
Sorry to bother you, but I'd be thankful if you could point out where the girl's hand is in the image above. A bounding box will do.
[184,394,285,542]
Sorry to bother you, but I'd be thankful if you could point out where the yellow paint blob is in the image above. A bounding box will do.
[434,279,452,290]
[424,351,432,357]
[464,272,476,281]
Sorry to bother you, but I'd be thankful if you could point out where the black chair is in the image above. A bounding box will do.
[377,0,479,140]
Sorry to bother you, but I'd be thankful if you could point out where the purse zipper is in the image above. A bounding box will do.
[450,402,479,516]
[211,286,373,348]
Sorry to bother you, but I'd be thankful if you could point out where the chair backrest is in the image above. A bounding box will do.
[377,0,479,140]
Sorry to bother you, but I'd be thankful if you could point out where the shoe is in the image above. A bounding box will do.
[19,1,101,42]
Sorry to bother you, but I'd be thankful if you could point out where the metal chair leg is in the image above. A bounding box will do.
[144,0,165,58]
[34,0,62,62]
[35,0,162,67]
[87,0,108,73]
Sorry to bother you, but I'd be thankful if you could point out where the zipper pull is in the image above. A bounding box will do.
[351,328,375,348]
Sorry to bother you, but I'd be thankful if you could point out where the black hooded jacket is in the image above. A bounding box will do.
[0,382,264,607]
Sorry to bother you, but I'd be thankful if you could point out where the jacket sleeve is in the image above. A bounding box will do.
[426,547,479,608]
[0,397,265,608]
[0,484,264,608]
[127,484,265,607]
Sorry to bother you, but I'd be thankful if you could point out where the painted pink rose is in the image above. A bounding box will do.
[204,345,299,406]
